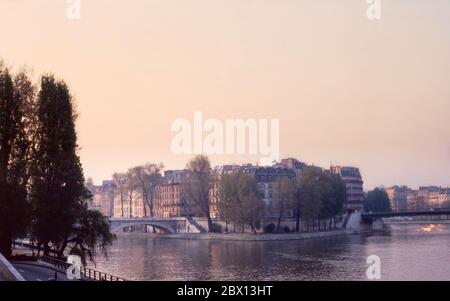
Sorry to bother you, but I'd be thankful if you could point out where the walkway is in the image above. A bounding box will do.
[12,262,89,281]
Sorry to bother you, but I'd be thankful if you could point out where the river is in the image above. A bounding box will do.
[91,223,450,281]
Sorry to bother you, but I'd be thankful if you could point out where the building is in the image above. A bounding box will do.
[385,186,410,212]
[275,158,306,175]
[108,158,366,220]
[240,164,297,218]
[154,170,202,218]
[209,164,247,220]
[330,166,364,213]
[406,187,450,211]
[114,192,146,218]
[86,180,116,217]
[113,181,146,218]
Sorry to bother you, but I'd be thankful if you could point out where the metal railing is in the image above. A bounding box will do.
[38,255,127,281]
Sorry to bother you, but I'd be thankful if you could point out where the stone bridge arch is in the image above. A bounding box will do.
[110,221,175,234]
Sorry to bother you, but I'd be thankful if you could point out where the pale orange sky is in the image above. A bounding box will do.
[1,0,449,189]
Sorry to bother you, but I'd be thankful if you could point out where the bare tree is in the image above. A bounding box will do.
[183,155,213,231]
[112,172,127,217]
[125,169,139,217]
[129,163,163,217]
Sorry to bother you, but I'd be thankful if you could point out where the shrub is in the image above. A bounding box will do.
[210,223,222,233]
[264,223,276,233]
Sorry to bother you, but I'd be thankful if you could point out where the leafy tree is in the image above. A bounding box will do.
[364,188,392,213]
[0,65,34,257]
[293,166,346,232]
[273,176,295,231]
[218,172,263,234]
[57,205,116,265]
[236,173,263,234]
[218,173,238,232]
[318,172,347,228]
[296,166,323,231]
[30,75,114,260]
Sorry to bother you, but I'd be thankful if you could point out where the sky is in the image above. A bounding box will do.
[1,0,449,190]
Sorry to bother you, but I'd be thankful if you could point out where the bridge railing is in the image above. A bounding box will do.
[38,255,127,281]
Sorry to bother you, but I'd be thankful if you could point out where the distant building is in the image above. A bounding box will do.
[87,180,116,217]
[406,186,450,211]
[330,166,364,213]
[274,158,307,175]
[385,186,410,212]
[114,192,146,218]
[240,164,297,218]
[154,170,203,218]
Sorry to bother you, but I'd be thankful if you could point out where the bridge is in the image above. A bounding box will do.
[362,210,450,221]
[109,217,205,234]
[346,210,450,232]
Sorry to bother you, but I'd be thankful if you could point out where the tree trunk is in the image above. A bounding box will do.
[277,211,282,232]
[121,195,125,217]
[129,194,133,218]
[43,241,50,256]
[295,210,300,232]
[0,231,12,258]
[57,241,68,259]
[206,215,213,232]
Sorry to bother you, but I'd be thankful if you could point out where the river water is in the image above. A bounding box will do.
[91,223,450,281]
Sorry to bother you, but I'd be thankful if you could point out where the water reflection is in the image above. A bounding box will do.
[91,224,450,281]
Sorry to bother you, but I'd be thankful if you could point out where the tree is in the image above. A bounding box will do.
[273,176,295,231]
[217,173,238,232]
[113,172,127,217]
[318,172,347,229]
[56,205,116,265]
[183,155,213,231]
[0,65,34,257]
[293,166,346,232]
[297,166,323,232]
[30,75,114,260]
[236,174,263,234]
[364,188,392,213]
[218,172,263,234]
[124,169,138,217]
[129,163,163,217]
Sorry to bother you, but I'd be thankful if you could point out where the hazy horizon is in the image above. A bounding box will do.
[1,0,449,190]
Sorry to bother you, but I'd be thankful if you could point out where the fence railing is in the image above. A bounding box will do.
[38,255,127,281]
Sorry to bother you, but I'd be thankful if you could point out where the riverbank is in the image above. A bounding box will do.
[158,228,359,241]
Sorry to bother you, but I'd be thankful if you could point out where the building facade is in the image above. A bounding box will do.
[385,186,410,212]
[87,180,116,217]
[406,187,450,211]
[330,166,364,212]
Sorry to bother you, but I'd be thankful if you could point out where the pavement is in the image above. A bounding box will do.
[12,262,73,281]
